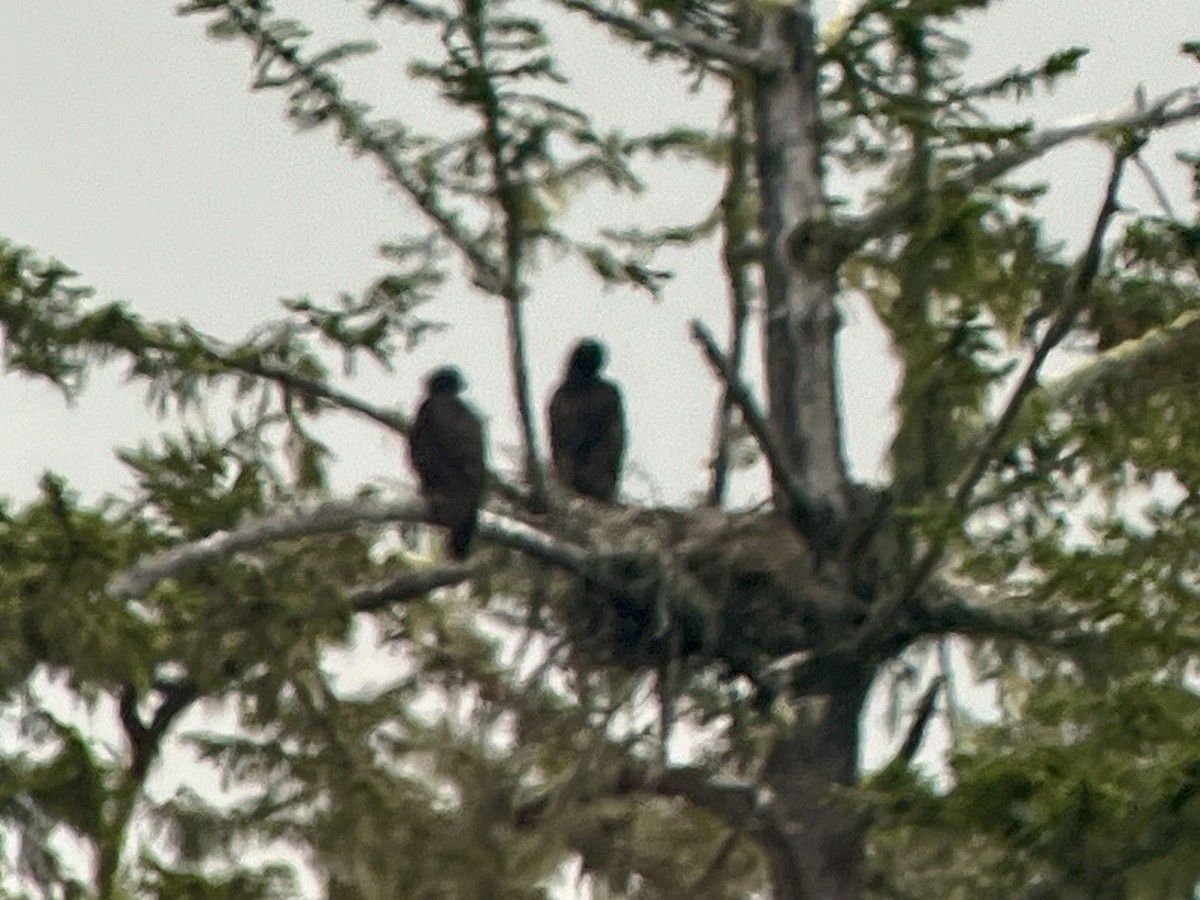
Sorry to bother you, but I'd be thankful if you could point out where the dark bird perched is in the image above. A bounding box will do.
[408,366,486,560]
[549,339,626,502]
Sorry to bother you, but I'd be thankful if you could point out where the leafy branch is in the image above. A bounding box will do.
[182,0,507,292]
[837,84,1200,257]
[854,139,1141,655]
[552,0,771,73]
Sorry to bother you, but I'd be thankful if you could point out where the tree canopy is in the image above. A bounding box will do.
[2,2,1200,898]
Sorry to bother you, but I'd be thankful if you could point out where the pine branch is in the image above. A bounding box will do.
[109,499,589,599]
[847,144,1139,658]
[552,0,773,73]
[1047,308,1200,402]
[214,2,505,293]
[946,47,1088,104]
[839,85,1200,255]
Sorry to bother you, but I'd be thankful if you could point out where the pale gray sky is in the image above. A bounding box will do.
[1,2,1197,508]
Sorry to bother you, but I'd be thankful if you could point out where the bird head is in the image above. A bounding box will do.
[566,339,605,381]
[426,366,465,395]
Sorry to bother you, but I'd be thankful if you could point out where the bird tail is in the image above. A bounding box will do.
[448,510,478,560]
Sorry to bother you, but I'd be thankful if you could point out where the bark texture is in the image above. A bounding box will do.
[753,3,847,518]
[751,6,863,898]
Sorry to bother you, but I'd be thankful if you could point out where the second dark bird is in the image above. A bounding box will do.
[408,366,486,560]
[549,339,626,502]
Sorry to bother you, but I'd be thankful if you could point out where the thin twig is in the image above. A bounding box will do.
[208,347,408,434]
[1133,154,1178,218]
[684,827,745,896]
[708,81,756,507]
[690,320,823,543]
[464,0,548,508]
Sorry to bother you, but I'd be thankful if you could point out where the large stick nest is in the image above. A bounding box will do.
[546,492,894,691]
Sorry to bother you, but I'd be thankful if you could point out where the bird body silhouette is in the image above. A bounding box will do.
[549,340,625,502]
[408,367,486,559]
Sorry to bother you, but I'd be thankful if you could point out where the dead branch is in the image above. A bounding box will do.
[894,676,943,768]
[708,82,757,507]
[462,1,548,509]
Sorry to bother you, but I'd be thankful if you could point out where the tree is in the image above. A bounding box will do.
[1,1,1200,898]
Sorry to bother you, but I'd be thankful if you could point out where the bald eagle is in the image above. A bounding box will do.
[408,366,486,559]
[549,340,625,502]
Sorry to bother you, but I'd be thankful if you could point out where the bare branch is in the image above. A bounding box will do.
[692,321,792,496]
[708,84,757,507]
[685,827,746,897]
[119,681,199,781]
[445,0,548,508]
[1132,154,1179,218]
[503,299,548,508]
[842,85,1200,253]
[477,511,593,570]
[110,499,589,599]
[893,676,943,769]
[691,320,837,551]
[553,0,773,73]
[349,565,474,610]
[953,142,1137,519]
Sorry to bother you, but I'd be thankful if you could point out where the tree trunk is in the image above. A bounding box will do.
[761,676,869,900]
[752,3,847,517]
[751,6,865,898]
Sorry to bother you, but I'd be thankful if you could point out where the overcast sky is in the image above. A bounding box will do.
[1,2,1198,894]
[1,2,1197,509]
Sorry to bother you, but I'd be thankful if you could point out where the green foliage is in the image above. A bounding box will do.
[1,0,1199,897]
[136,858,298,900]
